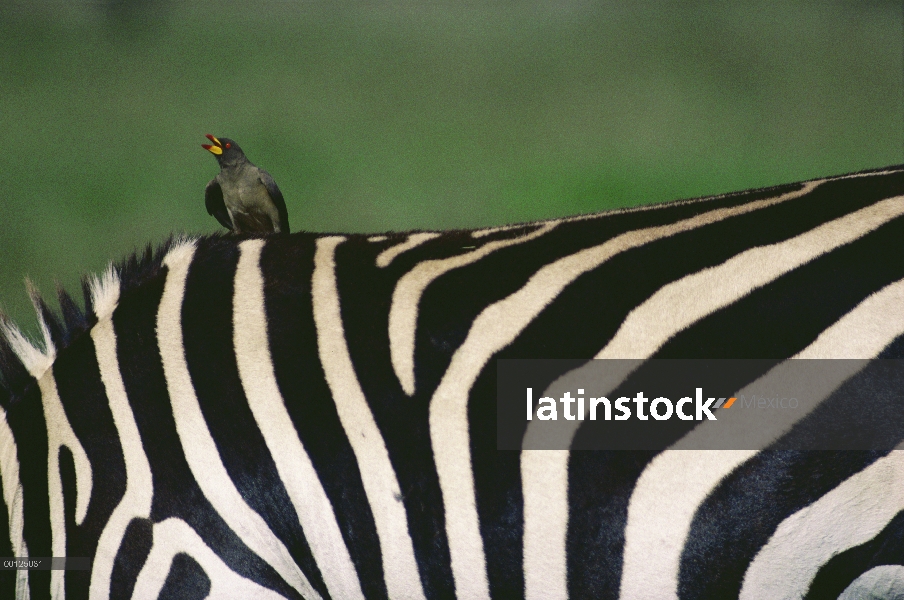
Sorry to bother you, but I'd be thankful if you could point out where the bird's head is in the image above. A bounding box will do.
[201,134,246,167]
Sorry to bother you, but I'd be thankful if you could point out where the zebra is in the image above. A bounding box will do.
[1,163,904,599]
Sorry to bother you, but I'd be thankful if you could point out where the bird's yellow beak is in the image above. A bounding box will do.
[202,134,223,155]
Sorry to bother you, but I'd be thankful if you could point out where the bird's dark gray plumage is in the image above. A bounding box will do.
[202,134,290,234]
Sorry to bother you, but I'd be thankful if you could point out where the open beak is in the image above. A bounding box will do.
[202,134,223,155]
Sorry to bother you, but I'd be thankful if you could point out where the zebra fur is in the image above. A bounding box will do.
[1,165,904,598]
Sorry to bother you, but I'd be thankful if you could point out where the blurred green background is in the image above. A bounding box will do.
[1,1,901,338]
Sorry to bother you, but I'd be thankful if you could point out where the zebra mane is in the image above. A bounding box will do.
[0,223,469,411]
[0,234,198,410]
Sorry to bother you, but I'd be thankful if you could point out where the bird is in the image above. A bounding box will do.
[201,134,290,234]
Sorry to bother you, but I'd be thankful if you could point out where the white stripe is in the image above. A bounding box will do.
[740,451,904,600]
[619,278,904,600]
[133,518,287,600]
[233,239,354,600]
[39,369,93,600]
[312,237,427,600]
[390,222,558,395]
[88,274,155,600]
[0,320,54,383]
[836,167,903,181]
[0,406,30,599]
[88,264,121,321]
[597,195,904,360]
[839,565,904,600]
[795,276,904,359]
[431,183,816,600]
[521,360,638,600]
[376,232,440,268]
[156,241,313,598]
[521,450,569,600]
[471,223,534,238]
[471,164,897,243]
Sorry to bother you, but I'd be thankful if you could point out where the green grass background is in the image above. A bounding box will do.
[1,1,901,337]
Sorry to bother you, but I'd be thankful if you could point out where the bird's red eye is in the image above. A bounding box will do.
[225,143,231,149]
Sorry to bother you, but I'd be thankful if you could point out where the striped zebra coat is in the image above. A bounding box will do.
[1,164,903,599]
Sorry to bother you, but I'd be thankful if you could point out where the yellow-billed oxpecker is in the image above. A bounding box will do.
[202,134,290,234]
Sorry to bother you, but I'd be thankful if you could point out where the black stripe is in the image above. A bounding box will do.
[158,552,211,600]
[567,451,655,598]
[0,467,12,599]
[5,383,50,600]
[110,518,152,599]
[878,331,904,359]
[0,329,33,410]
[805,509,904,600]
[471,367,526,598]
[58,447,79,599]
[30,292,66,351]
[57,288,87,338]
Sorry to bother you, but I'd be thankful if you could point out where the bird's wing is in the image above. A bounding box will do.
[259,169,290,234]
[204,178,233,231]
